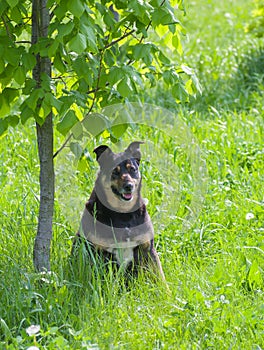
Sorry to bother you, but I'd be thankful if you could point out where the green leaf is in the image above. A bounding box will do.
[54,1,68,20]
[39,98,52,120]
[10,6,22,23]
[2,87,19,104]
[22,78,36,95]
[57,95,75,115]
[71,121,83,140]
[95,2,106,16]
[0,58,4,74]
[86,27,98,53]
[0,95,10,116]
[117,77,133,97]
[20,103,35,124]
[172,32,183,55]
[152,7,179,27]
[172,82,189,103]
[77,155,90,172]
[0,64,14,88]
[110,110,133,139]
[6,114,19,127]
[45,92,63,112]
[79,18,98,53]
[181,65,193,75]
[130,43,156,66]
[6,0,19,9]
[4,47,21,66]
[163,70,174,85]
[129,69,143,89]
[70,141,83,159]
[40,72,51,91]
[110,124,128,139]
[158,51,170,65]
[185,79,194,95]
[47,39,60,57]
[82,113,109,136]
[0,118,8,136]
[68,33,87,54]
[25,89,44,110]
[21,52,36,71]
[104,49,115,66]
[54,52,66,73]
[14,66,26,85]
[67,0,85,18]
[108,66,124,85]
[191,74,202,95]
[131,43,151,60]
[57,21,75,42]
[57,110,78,135]
[36,38,52,57]
[103,12,116,30]
[72,57,93,85]
[145,72,156,87]
[129,0,152,24]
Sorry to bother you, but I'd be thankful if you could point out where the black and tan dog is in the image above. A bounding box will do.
[74,141,165,280]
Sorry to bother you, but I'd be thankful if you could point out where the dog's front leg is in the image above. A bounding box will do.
[149,245,165,281]
[135,240,165,281]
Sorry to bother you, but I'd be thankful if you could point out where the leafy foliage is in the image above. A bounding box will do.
[245,0,264,37]
[0,0,198,138]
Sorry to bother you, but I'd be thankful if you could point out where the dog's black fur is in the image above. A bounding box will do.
[73,142,164,279]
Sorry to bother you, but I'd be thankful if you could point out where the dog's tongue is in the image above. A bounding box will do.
[123,193,132,200]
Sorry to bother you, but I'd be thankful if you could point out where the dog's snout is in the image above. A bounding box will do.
[124,183,133,192]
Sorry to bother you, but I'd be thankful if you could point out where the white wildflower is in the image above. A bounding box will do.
[246,213,254,220]
[26,325,40,336]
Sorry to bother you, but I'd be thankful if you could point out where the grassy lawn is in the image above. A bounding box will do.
[1,0,264,348]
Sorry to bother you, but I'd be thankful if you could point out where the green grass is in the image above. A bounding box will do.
[1,0,264,348]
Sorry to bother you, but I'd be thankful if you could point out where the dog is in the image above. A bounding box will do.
[73,141,165,280]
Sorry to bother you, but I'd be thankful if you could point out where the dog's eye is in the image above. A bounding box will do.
[130,166,137,173]
[112,166,120,176]
[113,169,119,175]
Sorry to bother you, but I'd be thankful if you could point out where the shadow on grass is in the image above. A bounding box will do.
[191,46,264,113]
[239,47,264,90]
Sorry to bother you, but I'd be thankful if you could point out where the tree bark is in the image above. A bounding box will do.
[34,115,54,271]
[32,0,54,271]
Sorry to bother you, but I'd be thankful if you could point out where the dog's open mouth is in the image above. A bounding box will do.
[121,192,133,201]
[111,186,134,201]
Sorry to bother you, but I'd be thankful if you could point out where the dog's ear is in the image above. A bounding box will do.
[125,141,144,163]
[93,145,113,163]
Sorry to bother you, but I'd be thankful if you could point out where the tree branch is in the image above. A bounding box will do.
[1,15,13,41]
[102,29,135,50]
[16,40,32,44]
[53,133,73,159]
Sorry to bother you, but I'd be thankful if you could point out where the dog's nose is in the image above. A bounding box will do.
[124,183,133,192]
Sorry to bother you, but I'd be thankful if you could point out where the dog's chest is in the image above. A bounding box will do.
[106,246,134,266]
[106,246,134,267]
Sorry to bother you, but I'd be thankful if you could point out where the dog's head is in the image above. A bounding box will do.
[94,142,144,212]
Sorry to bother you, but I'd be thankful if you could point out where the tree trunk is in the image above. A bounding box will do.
[32,0,54,271]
